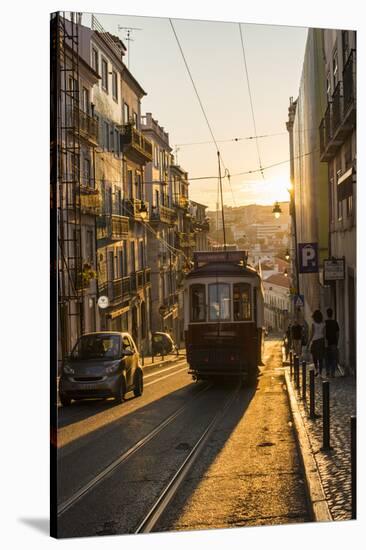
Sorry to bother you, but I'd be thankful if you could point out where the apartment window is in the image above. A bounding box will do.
[108,251,114,281]
[114,128,120,154]
[124,169,132,198]
[123,102,130,124]
[326,71,331,98]
[332,49,338,88]
[329,177,334,223]
[91,47,99,73]
[345,138,352,170]
[122,241,127,275]
[103,121,110,150]
[101,58,108,91]
[130,241,136,273]
[132,111,138,128]
[154,146,159,167]
[139,240,145,269]
[347,194,353,218]
[83,157,90,186]
[82,87,89,113]
[136,173,142,200]
[112,70,118,101]
[342,31,350,66]
[86,230,94,265]
[155,189,159,207]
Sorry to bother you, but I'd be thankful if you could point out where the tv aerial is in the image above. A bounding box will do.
[117,26,142,69]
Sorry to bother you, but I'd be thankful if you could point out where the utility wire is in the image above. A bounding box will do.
[238,23,265,180]
[169,18,236,207]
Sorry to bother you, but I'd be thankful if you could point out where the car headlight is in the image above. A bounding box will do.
[63,364,74,375]
[106,363,120,374]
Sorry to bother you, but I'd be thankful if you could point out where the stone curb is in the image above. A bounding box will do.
[141,354,187,373]
[284,368,333,523]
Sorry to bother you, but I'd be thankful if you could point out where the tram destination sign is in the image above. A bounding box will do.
[324,258,345,282]
[194,250,247,268]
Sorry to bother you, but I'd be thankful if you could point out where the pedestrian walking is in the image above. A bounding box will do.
[291,320,303,357]
[307,309,325,377]
[325,307,340,377]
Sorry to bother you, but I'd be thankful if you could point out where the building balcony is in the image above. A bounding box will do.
[122,198,149,221]
[96,213,129,241]
[175,232,195,248]
[192,218,210,232]
[76,187,101,215]
[343,49,356,120]
[150,205,177,225]
[99,276,131,303]
[67,105,99,145]
[111,215,129,240]
[319,53,356,163]
[120,124,153,164]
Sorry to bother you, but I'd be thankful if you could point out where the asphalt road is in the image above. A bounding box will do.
[56,339,311,538]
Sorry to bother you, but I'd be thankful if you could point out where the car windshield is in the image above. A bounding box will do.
[71,335,121,360]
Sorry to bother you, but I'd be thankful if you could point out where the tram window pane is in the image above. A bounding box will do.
[208,283,231,321]
[190,284,206,322]
[233,283,251,320]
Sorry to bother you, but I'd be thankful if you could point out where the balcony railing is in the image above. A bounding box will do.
[120,124,153,163]
[111,215,129,240]
[150,205,177,225]
[99,275,130,303]
[96,213,129,241]
[67,105,98,144]
[76,187,101,215]
[343,49,356,114]
[176,232,195,248]
[332,81,342,133]
[122,198,149,220]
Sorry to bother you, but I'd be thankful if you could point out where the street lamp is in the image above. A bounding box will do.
[284,268,288,277]
[272,201,282,219]
[285,249,290,261]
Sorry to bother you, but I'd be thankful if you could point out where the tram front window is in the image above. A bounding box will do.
[233,283,251,320]
[190,284,206,322]
[208,283,231,321]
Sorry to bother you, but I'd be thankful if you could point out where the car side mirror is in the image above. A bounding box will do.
[122,349,134,356]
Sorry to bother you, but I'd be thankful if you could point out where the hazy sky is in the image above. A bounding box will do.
[83,12,308,209]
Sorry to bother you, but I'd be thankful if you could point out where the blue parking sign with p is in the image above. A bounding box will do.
[298,243,318,273]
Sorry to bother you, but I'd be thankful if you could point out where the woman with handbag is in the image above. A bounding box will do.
[307,310,325,377]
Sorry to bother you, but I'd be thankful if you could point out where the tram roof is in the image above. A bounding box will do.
[186,261,259,279]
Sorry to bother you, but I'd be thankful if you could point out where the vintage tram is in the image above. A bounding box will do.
[184,250,264,384]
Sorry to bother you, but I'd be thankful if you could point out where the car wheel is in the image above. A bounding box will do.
[115,377,127,404]
[60,393,72,407]
[133,369,143,397]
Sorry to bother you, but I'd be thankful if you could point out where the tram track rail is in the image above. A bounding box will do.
[135,384,240,533]
[57,382,211,518]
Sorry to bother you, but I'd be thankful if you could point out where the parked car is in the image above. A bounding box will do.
[59,332,143,407]
[151,332,179,356]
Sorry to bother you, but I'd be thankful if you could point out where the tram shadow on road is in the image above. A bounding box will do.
[56,376,258,522]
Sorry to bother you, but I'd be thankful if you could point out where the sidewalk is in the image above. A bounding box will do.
[140,349,186,370]
[284,350,356,521]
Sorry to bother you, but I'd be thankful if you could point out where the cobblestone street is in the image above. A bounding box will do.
[286,357,356,521]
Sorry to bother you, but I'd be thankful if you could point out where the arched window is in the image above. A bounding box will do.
[233,283,251,321]
[190,284,206,322]
[208,283,231,321]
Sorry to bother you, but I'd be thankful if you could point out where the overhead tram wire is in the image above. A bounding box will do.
[238,23,265,181]
[168,18,237,208]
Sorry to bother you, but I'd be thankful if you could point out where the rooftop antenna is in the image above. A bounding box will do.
[173,146,180,165]
[117,26,142,69]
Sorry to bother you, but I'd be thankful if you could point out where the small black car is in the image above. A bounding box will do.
[59,332,143,406]
[151,332,179,356]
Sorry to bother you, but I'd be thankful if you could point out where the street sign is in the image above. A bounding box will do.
[298,242,318,273]
[293,294,304,307]
[98,295,109,309]
[324,258,345,282]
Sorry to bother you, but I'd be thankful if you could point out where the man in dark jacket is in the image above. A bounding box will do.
[325,308,340,377]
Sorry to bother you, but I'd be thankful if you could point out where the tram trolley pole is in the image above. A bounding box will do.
[321,381,331,451]
[301,361,307,401]
[351,415,356,519]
